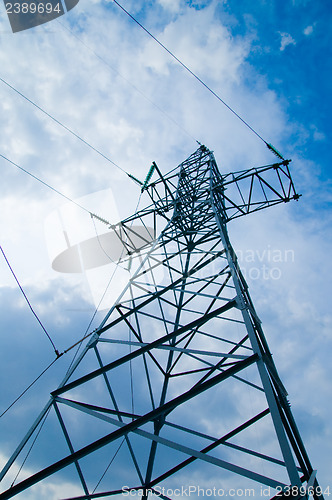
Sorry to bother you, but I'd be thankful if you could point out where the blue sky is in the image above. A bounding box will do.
[221,0,332,170]
[0,0,331,498]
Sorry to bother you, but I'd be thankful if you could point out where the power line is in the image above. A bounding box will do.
[10,407,51,487]
[0,75,164,189]
[1,151,136,229]
[0,359,58,419]
[92,437,126,493]
[112,0,269,146]
[0,75,127,175]
[0,245,60,357]
[1,152,117,225]
[0,153,93,216]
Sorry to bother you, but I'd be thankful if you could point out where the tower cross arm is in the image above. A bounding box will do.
[215,160,301,222]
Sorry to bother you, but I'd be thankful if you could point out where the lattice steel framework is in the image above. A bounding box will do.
[0,146,323,499]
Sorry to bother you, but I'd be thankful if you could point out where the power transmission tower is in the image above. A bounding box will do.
[0,146,323,499]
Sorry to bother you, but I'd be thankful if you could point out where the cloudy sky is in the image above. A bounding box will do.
[0,0,331,498]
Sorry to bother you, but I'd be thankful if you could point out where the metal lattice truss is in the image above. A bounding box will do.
[0,146,322,500]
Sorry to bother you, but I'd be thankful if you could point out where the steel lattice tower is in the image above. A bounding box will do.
[0,146,323,499]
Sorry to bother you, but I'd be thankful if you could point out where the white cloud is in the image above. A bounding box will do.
[310,124,326,141]
[303,24,314,35]
[279,31,296,51]
[157,0,182,13]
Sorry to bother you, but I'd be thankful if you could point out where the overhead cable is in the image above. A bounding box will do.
[0,76,127,174]
[112,0,284,157]
[0,153,115,226]
[10,407,51,487]
[0,245,60,357]
[0,75,168,184]
[0,359,58,419]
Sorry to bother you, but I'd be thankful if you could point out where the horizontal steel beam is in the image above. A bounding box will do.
[98,338,250,359]
[53,299,237,397]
